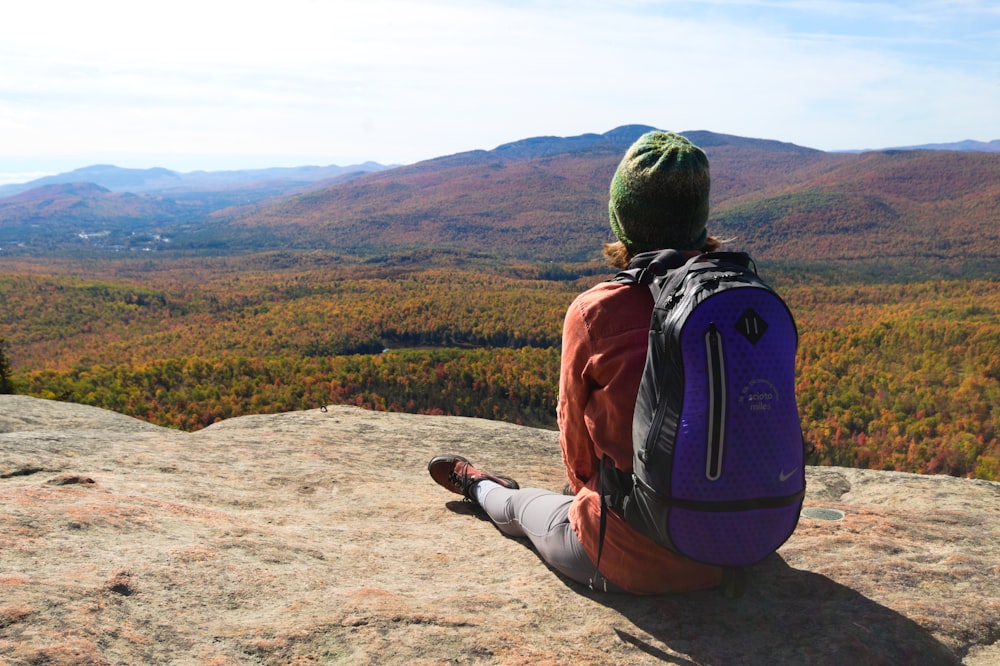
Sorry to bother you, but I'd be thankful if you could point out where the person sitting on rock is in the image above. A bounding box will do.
[428,131,724,594]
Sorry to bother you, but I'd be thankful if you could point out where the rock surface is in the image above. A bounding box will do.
[1,395,997,665]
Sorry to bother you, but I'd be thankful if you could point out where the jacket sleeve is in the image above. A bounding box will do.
[557,295,599,494]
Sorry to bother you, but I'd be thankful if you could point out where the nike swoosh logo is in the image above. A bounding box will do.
[779,469,798,482]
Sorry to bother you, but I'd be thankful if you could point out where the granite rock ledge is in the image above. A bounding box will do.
[1,395,997,665]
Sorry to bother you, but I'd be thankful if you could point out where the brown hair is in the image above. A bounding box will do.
[602,236,724,269]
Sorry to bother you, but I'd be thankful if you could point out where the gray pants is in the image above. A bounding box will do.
[478,485,623,592]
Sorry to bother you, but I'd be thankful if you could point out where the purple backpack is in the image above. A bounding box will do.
[601,250,805,579]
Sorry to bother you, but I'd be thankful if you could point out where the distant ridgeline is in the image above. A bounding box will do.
[0,126,997,278]
[1,127,998,479]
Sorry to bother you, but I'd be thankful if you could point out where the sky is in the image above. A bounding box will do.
[1,0,998,184]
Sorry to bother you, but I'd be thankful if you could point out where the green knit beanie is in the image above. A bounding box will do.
[608,131,711,252]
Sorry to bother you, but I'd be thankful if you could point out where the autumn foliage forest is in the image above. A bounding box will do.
[1,251,997,481]
[1,127,998,480]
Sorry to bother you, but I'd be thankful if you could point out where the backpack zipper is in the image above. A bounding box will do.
[705,323,725,480]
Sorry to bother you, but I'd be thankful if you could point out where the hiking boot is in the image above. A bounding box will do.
[427,454,519,501]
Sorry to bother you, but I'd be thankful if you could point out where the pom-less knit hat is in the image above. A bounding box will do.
[609,131,711,252]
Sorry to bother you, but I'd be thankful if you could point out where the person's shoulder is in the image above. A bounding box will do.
[573,279,648,309]
[569,280,652,330]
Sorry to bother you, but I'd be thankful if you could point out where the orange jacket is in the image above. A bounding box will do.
[559,280,723,594]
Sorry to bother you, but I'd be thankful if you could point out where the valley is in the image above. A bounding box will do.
[1,126,997,480]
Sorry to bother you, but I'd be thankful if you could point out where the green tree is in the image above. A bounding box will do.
[0,337,13,394]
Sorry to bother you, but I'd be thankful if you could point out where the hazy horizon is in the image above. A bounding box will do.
[2,1,997,185]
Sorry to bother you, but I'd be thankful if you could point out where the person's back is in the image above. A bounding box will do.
[559,279,722,593]
[428,130,724,594]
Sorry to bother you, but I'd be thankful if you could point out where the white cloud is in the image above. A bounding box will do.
[0,0,997,171]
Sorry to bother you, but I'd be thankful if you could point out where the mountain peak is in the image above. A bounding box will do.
[6,181,112,202]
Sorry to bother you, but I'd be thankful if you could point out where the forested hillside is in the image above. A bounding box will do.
[214,127,999,276]
[0,166,386,252]
[1,252,996,480]
[3,126,998,277]
[1,126,997,480]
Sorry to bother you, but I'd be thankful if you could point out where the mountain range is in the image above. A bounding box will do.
[878,139,1000,153]
[0,162,391,199]
[1,126,998,275]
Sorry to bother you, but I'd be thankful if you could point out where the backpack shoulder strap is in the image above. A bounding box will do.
[590,454,632,591]
[701,251,756,275]
[612,249,688,286]
[652,251,758,302]
[613,250,754,286]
